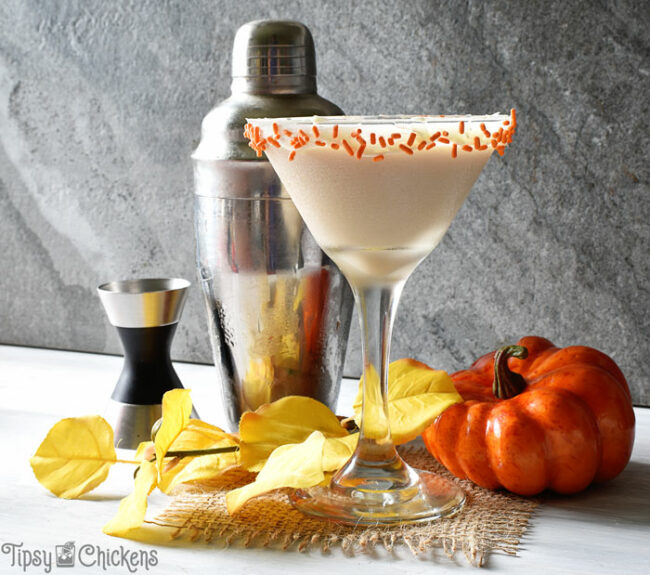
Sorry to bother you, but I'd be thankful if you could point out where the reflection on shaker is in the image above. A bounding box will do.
[196,185,353,431]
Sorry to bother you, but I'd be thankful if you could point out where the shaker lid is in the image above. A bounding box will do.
[231,20,317,94]
[193,20,343,162]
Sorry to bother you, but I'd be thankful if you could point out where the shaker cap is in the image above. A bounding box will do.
[193,20,342,162]
[231,20,317,94]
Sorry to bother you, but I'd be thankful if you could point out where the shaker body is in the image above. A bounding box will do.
[194,159,353,430]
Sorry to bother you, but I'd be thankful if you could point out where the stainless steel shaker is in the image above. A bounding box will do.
[193,21,353,431]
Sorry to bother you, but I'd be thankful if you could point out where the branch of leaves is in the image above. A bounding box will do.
[30,359,462,539]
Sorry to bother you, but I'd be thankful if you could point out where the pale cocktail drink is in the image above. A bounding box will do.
[246,113,516,524]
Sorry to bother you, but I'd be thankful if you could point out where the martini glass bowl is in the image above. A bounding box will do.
[245,113,516,524]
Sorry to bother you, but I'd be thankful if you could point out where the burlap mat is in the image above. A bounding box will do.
[149,448,538,566]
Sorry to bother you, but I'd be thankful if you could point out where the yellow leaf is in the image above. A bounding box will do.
[354,358,463,445]
[160,452,239,494]
[134,441,154,462]
[226,431,326,514]
[158,420,239,494]
[154,389,193,476]
[30,415,116,499]
[354,364,389,441]
[239,396,347,471]
[103,460,158,536]
[169,419,238,449]
[322,433,358,472]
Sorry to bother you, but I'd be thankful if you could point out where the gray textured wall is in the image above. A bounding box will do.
[1,1,648,404]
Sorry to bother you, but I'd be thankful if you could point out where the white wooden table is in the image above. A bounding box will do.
[1,344,648,574]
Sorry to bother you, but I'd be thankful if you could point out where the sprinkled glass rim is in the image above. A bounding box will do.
[247,114,511,127]
[244,110,516,161]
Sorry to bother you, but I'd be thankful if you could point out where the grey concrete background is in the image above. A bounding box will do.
[1,1,648,404]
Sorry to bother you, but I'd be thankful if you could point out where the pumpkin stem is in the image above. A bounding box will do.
[492,345,529,399]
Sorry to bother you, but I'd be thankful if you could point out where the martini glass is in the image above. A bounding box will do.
[245,113,516,524]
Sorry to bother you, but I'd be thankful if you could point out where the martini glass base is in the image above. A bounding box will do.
[290,468,465,525]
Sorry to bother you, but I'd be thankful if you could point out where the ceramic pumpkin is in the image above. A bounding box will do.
[422,336,635,495]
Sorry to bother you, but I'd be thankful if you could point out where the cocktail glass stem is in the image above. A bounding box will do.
[292,268,465,522]
[331,280,416,493]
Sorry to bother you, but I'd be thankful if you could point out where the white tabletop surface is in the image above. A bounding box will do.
[1,344,648,574]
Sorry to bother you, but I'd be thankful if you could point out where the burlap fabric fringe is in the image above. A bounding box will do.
[149,447,538,567]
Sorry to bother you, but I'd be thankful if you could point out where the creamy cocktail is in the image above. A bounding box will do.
[245,113,516,524]
[248,115,513,283]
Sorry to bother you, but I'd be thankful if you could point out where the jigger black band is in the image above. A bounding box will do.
[111,324,184,405]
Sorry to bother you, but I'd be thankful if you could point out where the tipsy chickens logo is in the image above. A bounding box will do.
[1,541,158,572]
[55,542,75,567]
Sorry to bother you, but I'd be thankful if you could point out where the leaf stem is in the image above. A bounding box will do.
[115,458,141,465]
[146,445,240,462]
[167,446,240,458]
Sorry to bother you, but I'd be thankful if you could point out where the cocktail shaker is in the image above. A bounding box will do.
[193,20,353,431]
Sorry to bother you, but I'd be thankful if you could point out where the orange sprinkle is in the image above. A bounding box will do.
[399,144,414,155]
[288,150,296,161]
[312,125,320,138]
[462,145,473,152]
[341,139,354,156]
[417,140,427,151]
[503,120,510,126]
[351,129,361,138]
[387,137,394,146]
[430,131,441,142]
[452,144,457,158]
[254,126,261,141]
[332,125,339,138]
[378,136,387,148]
[477,144,488,151]
[442,131,449,137]
[480,123,491,138]
[356,142,366,159]
[425,142,436,150]
[273,123,280,136]
[267,137,280,148]
[491,139,498,148]
[496,145,505,156]
[474,137,481,150]
[373,154,385,162]
[407,132,417,147]
[330,143,340,150]
[283,129,293,137]
[298,129,310,142]
[370,133,376,145]
[315,140,326,146]
[459,121,465,135]
[390,133,402,140]
[511,108,517,128]
[438,137,450,144]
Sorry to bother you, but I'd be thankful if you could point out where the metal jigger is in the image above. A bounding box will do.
[98,278,198,449]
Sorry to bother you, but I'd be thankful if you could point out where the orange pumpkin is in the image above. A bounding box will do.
[422,336,635,495]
